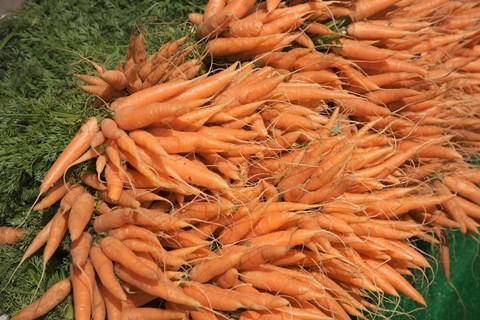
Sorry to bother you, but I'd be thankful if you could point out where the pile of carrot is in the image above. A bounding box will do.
[4,0,480,319]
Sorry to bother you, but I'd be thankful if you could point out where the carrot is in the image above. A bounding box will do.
[181,282,247,311]
[162,154,231,192]
[206,35,275,57]
[104,161,124,201]
[306,144,354,192]
[228,17,264,38]
[81,170,107,191]
[190,309,219,320]
[122,238,187,269]
[80,85,124,102]
[74,74,108,87]
[114,264,202,308]
[173,197,234,221]
[99,188,141,209]
[239,268,324,300]
[33,180,69,211]
[99,282,122,320]
[365,88,420,105]
[444,175,480,205]
[182,281,289,311]
[71,260,95,320]
[266,0,281,12]
[410,31,478,54]
[39,117,99,194]
[260,12,304,36]
[197,11,234,40]
[189,250,244,283]
[99,70,127,91]
[100,236,159,281]
[44,209,69,268]
[108,224,160,246]
[10,278,71,320]
[204,0,226,19]
[353,0,403,20]
[0,227,24,245]
[117,99,208,131]
[237,245,289,270]
[146,128,237,154]
[70,232,93,267]
[91,280,106,320]
[364,258,426,306]
[100,118,122,140]
[122,307,187,320]
[222,0,257,19]
[214,73,286,109]
[356,58,427,75]
[215,267,239,289]
[433,180,468,233]
[364,194,453,219]
[349,21,412,39]
[172,62,239,101]
[89,245,127,301]
[272,83,355,101]
[68,192,95,241]
[114,79,193,110]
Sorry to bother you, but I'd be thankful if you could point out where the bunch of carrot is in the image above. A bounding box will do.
[5,0,480,319]
[75,32,202,105]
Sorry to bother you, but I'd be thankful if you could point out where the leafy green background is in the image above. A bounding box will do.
[0,1,479,319]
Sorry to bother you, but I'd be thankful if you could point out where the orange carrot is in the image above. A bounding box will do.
[353,0,403,20]
[122,307,187,320]
[433,180,468,233]
[89,245,127,301]
[91,279,106,320]
[182,281,288,311]
[10,278,71,320]
[114,79,193,110]
[444,175,480,205]
[100,236,159,281]
[239,268,324,300]
[100,118,122,140]
[80,85,124,102]
[204,0,226,19]
[44,210,69,268]
[74,74,108,87]
[99,282,122,320]
[0,227,24,245]
[172,62,239,101]
[197,11,234,40]
[71,260,95,320]
[348,21,412,39]
[104,161,124,202]
[114,264,201,308]
[364,258,426,306]
[40,117,99,194]
[108,224,161,247]
[189,250,244,283]
[70,232,93,267]
[206,35,275,57]
[33,180,69,211]
[68,192,95,241]
[115,99,208,130]
[81,170,107,191]
[99,70,127,91]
